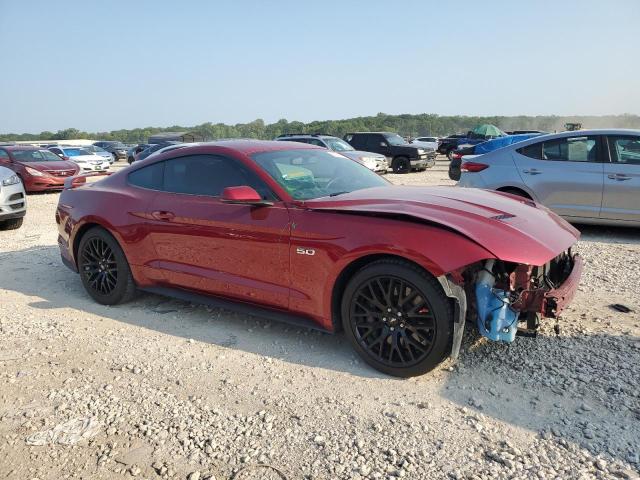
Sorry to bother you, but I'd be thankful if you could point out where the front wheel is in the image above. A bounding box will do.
[78,227,137,305]
[341,259,453,377]
[0,217,24,230]
[392,156,410,174]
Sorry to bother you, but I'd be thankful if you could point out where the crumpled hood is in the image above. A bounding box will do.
[304,186,580,266]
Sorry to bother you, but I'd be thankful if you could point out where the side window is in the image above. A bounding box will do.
[306,138,325,147]
[542,136,598,162]
[128,161,165,190]
[366,134,384,150]
[608,136,640,165]
[0,149,9,161]
[517,142,543,159]
[346,134,364,149]
[162,154,273,199]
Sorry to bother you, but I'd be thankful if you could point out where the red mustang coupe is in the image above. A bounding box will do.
[56,141,582,377]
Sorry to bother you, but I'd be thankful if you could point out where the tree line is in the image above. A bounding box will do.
[2,113,639,144]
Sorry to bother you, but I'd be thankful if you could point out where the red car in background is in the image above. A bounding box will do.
[55,141,583,377]
[0,146,80,192]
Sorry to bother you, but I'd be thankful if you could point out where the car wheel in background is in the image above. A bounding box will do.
[0,217,24,230]
[341,259,453,377]
[77,227,137,305]
[392,156,410,174]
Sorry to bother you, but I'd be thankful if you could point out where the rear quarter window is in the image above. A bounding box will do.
[516,142,543,159]
[128,162,164,190]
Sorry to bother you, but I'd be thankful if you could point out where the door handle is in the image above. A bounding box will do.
[522,168,542,175]
[607,174,632,181]
[151,210,175,221]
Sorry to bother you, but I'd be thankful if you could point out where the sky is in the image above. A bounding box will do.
[1,0,639,134]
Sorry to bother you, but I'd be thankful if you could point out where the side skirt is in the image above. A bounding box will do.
[140,286,331,333]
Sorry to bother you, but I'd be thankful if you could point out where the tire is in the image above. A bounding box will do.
[341,259,453,377]
[77,227,137,305]
[0,217,24,230]
[392,156,410,174]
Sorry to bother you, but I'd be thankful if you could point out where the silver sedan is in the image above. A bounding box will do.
[457,129,640,226]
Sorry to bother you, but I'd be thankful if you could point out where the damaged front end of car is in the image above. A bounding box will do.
[439,250,583,358]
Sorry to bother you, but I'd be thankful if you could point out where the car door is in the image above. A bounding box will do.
[512,135,604,219]
[147,153,291,308]
[601,135,640,222]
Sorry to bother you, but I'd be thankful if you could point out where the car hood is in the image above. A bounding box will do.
[69,154,106,162]
[303,186,580,266]
[18,160,78,171]
[340,150,386,161]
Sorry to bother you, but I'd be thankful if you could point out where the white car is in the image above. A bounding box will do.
[411,136,439,152]
[0,165,26,230]
[49,146,110,172]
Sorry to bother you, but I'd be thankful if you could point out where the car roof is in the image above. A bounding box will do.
[346,132,395,135]
[207,139,321,154]
[3,145,45,151]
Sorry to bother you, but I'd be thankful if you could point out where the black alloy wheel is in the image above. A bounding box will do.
[78,227,137,305]
[342,259,452,377]
[82,237,118,295]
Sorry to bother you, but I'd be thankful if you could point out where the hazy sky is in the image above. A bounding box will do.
[1,0,638,133]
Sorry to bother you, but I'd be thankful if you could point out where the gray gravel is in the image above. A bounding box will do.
[0,159,638,479]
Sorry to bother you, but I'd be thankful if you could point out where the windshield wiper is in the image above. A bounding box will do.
[328,191,350,197]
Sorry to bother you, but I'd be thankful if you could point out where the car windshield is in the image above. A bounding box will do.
[85,145,108,153]
[324,137,354,152]
[384,133,407,146]
[62,148,91,156]
[12,150,62,162]
[252,149,387,200]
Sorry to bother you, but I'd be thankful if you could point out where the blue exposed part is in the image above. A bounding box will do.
[475,283,518,342]
[473,133,543,154]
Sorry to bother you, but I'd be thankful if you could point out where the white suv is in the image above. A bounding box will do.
[0,165,26,230]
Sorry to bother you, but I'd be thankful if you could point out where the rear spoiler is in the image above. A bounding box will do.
[63,171,112,190]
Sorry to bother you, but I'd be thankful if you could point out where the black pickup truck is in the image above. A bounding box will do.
[343,132,436,173]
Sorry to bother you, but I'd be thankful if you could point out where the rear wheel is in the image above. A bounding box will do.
[341,259,453,377]
[78,227,137,305]
[392,156,410,174]
[0,217,24,230]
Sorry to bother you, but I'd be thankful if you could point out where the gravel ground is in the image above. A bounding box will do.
[1,159,639,480]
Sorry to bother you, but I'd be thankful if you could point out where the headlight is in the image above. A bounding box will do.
[417,148,426,154]
[1,174,20,186]
[25,166,45,177]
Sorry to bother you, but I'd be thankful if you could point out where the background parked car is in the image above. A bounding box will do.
[344,132,435,173]
[0,165,26,230]
[457,129,640,226]
[128,144,151,164]
[49,147,110,172]
[82,144,116,164]
[93,141,128,161]
[449,133,543,180]
[0,146,79,192]
[410,136,439,152]
[133,141,184,163]
[275,134,389,173]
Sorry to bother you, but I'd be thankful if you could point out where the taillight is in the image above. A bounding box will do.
[461,162,489,172]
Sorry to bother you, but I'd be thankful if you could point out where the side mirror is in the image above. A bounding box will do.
[221,186,272,206]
